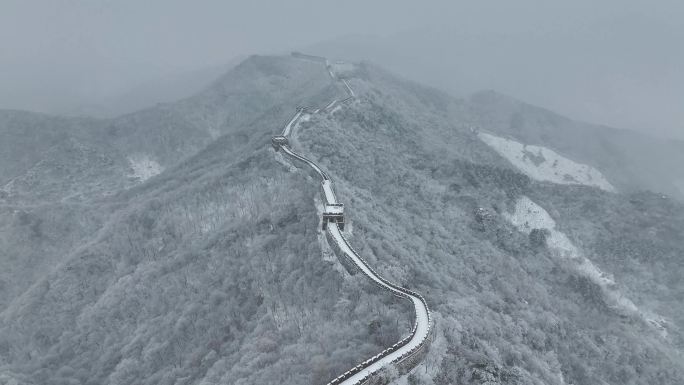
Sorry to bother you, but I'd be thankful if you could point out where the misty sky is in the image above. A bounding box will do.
[1,0,682,139]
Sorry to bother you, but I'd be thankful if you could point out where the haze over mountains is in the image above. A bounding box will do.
[302,23,684,141]
[3,1,682,141]
[1,53,683,384]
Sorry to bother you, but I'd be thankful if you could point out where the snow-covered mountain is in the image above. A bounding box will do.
[0,54,682,384]
[468,90,684,201]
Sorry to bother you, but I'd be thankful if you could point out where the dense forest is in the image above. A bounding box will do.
[1,55,682,384]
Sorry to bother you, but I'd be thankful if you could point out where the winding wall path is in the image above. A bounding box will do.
[272,54,432,385]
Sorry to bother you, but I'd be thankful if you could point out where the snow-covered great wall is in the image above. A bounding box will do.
[271,53,433,385]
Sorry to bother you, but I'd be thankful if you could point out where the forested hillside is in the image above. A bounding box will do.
[295,62,684,384]
[1,55,682,385]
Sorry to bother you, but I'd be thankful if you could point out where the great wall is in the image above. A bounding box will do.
[271,53,432,385]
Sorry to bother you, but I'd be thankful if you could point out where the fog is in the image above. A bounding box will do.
[2,0,682,139]
[3,3,684,384]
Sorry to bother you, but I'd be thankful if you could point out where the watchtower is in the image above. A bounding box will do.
[322,203,345,230]
[271,136,289,151]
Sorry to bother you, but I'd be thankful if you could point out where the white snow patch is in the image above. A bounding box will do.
[506,196,666,334]
[479,132,616,192]
[505,196,578,258]
[128,155,163,182]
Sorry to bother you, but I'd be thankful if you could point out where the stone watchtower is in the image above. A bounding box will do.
[322,203,345,230]
[271,136,289,151]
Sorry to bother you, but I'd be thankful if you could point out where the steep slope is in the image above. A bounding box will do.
[1,54,683,385]
[0,56,409,385]
[296,63,684,384]
[0,111,102,186]
[469,90,684,200]
[0,55,336,202]
[0,55,338,311]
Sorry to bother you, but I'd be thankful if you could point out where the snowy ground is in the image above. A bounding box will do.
[505,196,579,259]
[128,154,163,182]
[506,196,667,336]
[478,132,616,192]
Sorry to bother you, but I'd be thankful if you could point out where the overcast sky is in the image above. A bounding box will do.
[1,0,682,139]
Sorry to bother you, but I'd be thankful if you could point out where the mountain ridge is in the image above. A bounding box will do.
[0,54,683,384]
